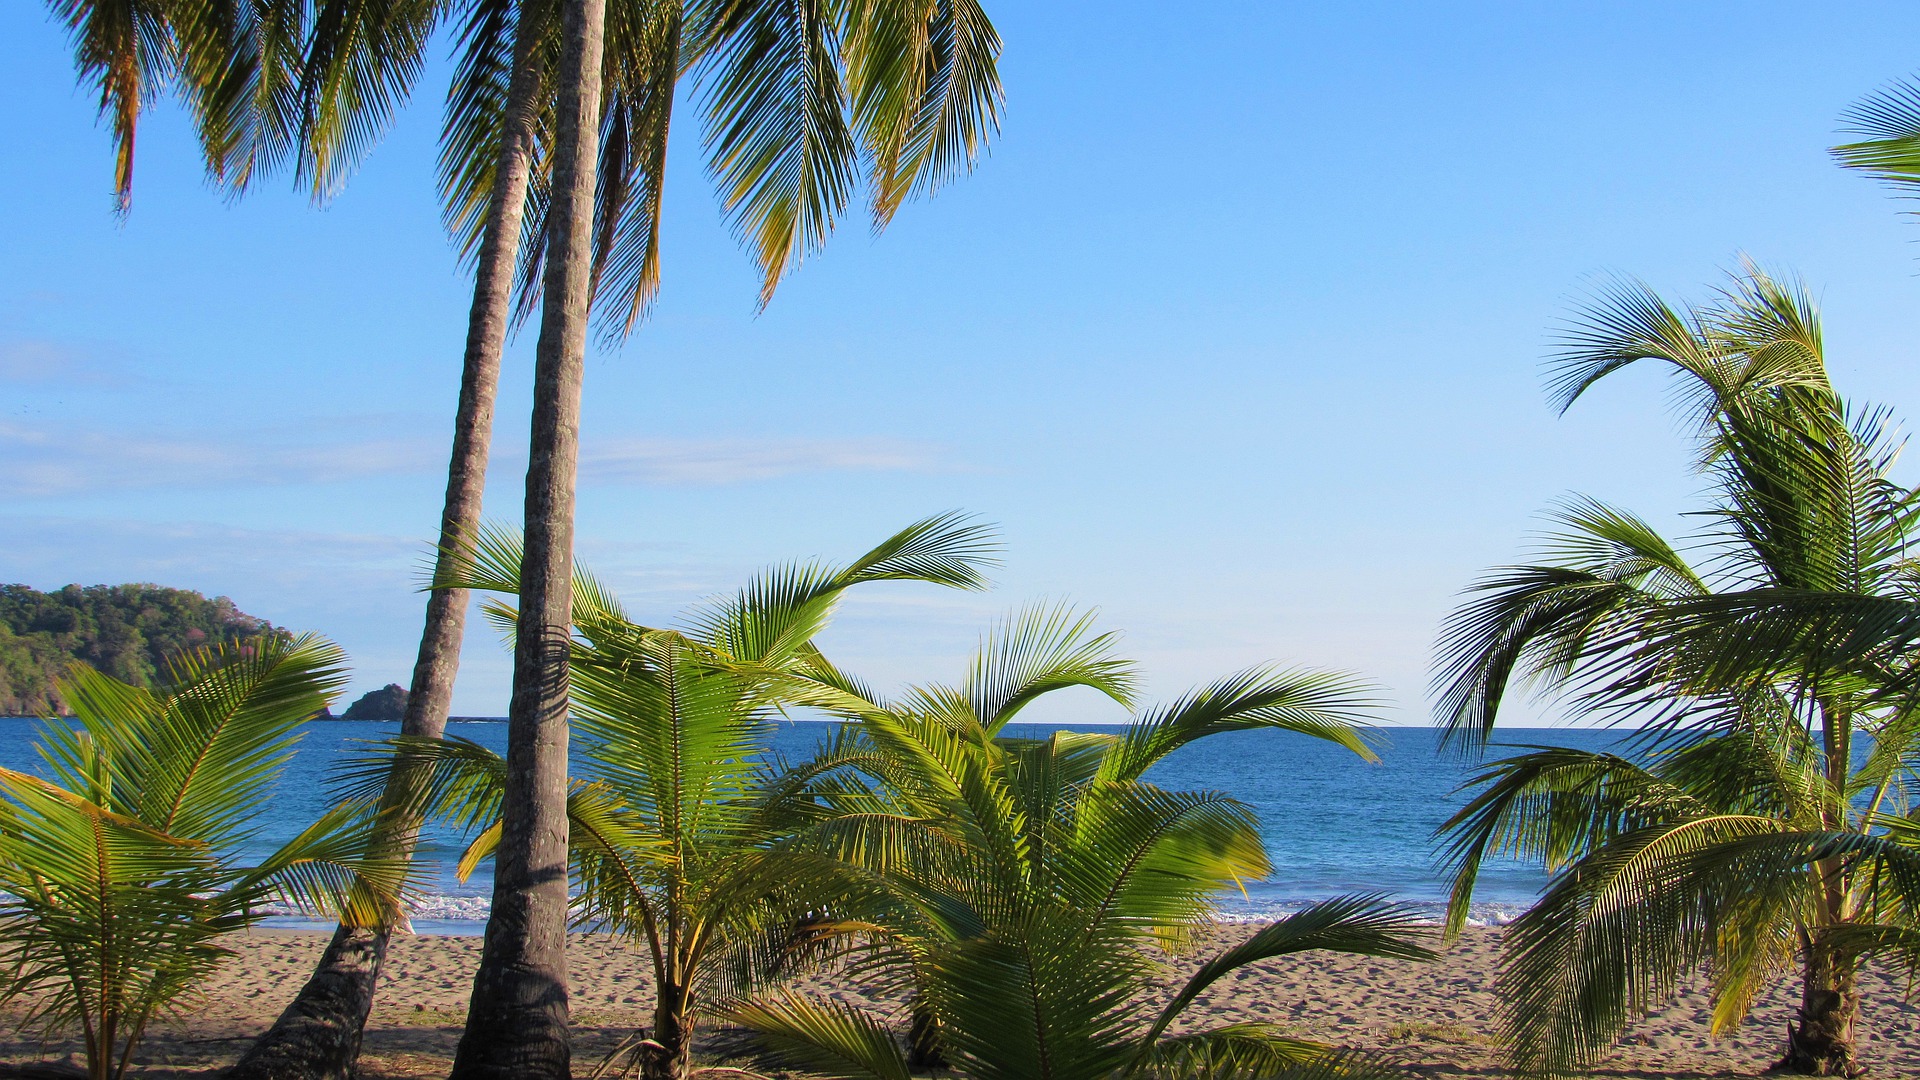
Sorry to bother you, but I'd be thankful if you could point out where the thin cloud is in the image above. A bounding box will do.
[581,436,944,486]
[0,422,441,497]
[0,420,951,498]
[0,340,125,386]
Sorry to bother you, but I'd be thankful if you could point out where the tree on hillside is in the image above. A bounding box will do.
[0,583,284,715]
[1432,268,1920,1077]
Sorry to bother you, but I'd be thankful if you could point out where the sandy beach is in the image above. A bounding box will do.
[4,924,1917,1078]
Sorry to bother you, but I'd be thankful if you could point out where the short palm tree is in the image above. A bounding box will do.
[349,514,999,1080]
[0,635,404,1080]
[727,606,1434,1080]
[1432,267,1920,1076]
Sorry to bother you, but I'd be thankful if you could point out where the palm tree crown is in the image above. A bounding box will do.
[1432,267,1920,1076]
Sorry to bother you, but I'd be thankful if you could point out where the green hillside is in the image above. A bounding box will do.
[0,584,286,716]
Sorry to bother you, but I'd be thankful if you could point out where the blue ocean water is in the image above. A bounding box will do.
[0,717,1621,933]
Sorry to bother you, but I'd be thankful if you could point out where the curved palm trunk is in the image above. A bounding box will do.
[227,22,545,1080]
[447,0,605,1071]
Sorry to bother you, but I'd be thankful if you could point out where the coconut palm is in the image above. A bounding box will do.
[346,514,998,1080]
[469,1,1006,1070]
[0,635,405,1080]
[725,607,1433,1080]
[1431,267,1920,1076]
[175,2,1008,1074]
[1833,76,1920,214]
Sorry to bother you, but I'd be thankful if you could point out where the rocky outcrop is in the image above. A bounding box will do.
[340,683,409,723]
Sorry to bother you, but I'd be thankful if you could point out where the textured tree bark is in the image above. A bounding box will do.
[227,21,545,1080]
[1775,704,1866,1077]
[447,0,606,1070]
[1778,945,1864,1077]
[638,982,691,1080]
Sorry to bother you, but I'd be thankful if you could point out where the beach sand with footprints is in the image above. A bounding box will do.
[6,925,1919,1079]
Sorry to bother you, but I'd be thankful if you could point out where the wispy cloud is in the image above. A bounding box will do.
[0,340,126,386]
[0,419,951,498]
[0,422,441,497]
[0,516,419,584]
[580,436,945,486]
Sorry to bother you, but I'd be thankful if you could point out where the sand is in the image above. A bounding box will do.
[4,925,1918,1078]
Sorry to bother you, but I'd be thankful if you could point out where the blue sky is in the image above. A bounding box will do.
[5,2,1920,723]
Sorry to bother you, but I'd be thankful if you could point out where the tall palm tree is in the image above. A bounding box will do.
[727,606,1433,1080]
[0,636,405,1080]
[461,3,1007,1075]
[1431,267,1920,1076]
[350,514,999,1080]
[38,0,1005,1074]
[45,0,1004,1069]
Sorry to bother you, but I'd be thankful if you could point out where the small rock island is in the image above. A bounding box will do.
[339,683,410,722]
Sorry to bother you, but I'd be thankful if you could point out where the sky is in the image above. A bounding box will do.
[5,2,1920,723]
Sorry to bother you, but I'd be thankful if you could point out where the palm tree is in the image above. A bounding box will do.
[23,0,1011,1073]
[1833,76,1920,213]
[45,0,1004,1069]
[465,2,1006,1073]
[1431,267,1920,1076]
[344,515,998,1079]
[0,636,405,1080]
[726,606,1434,1080]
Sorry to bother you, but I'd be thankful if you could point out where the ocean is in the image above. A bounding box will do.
[0,717,1621,933]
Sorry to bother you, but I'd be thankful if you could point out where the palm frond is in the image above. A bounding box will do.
[720,994,912,1080]
[1102,667,1382,783]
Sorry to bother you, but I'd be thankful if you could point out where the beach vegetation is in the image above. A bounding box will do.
[356,516,999,1080]
[0,635,404,1080]
[724,604,1434,1080]
[1433,266,1920,1077]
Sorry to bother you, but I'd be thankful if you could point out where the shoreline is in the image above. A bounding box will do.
[7,925,1918,1078]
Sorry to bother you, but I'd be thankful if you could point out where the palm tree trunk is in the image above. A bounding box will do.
[1777,700,1865,1077]
[906,999,946,1070]
[639,982,692,1080]
[227,20,545,1080]
[448,0,605,1071]
[1780,936,1863,1077]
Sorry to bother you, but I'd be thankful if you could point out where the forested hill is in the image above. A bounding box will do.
[0,584,286,716]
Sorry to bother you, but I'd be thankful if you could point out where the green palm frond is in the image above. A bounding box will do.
[1059,782,1268,933]
[689,511,998,665]
[844,0,1002,227]
[721,994,913,1080]
[1436,746,1706,935]
[1130,895,1432,1065]
[1101,667,1382,783]
[289,0,441,200]
[0,635,393,1080]
[1835,76,1920,196]
[690,0,857,306]
[1136,1024,1401,1080]
[428,518,628,628]
[439,0,555,261]
[960,603,1137,732]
